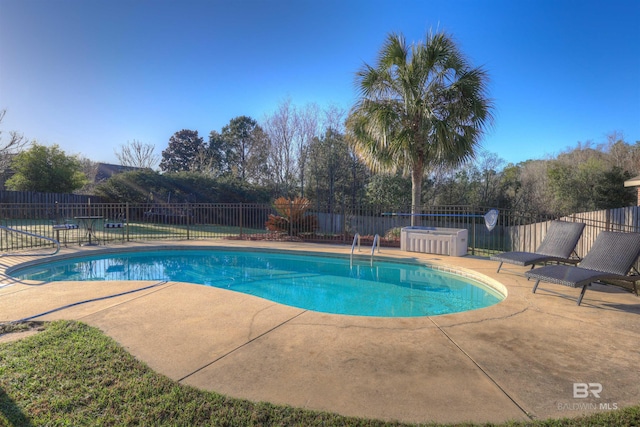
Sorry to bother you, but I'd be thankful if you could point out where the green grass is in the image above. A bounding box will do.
[1,321,638,427]
[0,221,269,250]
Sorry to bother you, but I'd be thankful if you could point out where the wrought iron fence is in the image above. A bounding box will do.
[1,202,639,262]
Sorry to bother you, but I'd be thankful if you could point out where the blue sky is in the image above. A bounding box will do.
[1,0,638,168]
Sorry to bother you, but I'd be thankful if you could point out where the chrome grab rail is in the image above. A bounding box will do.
[0,225,60,256]
[370,234,380,266]
[351,233,361,254]
[350,233,360,266]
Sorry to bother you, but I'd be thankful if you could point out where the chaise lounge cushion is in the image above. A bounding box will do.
[490,221,585,271]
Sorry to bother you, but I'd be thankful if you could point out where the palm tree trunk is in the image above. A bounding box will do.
[411,162,424,227]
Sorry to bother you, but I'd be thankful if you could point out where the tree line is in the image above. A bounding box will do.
[7,107,635,219]
[1,30,637,219]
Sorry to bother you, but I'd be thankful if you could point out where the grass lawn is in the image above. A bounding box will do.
[0,221,269,249]
[1,321,638,426]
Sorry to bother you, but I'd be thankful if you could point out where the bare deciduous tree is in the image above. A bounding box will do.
[321,104,345,134]
[76,156,100,194]
[476,150,505,206]
[518,160,555,216]
[0,109,29,184]
[604,131,640,175]
[295,103,320,197]
[263,98,299,196]
[115,140,159,169]
[191,145,220,177]
[263,99,329,197]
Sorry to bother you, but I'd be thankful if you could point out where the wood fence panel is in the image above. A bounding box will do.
[0,190,100,204]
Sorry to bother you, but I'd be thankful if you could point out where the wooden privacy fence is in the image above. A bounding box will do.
[0,190,99,204]
[504,206,640,259]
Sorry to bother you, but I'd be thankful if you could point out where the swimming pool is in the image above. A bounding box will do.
[9,248,504,317]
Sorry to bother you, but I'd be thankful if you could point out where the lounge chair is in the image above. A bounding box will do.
[525,231,640,305]
[491,221,585,273]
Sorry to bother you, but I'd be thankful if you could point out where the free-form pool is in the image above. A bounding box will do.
[10,249,504,317]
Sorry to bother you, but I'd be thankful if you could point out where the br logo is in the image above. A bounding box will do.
[573,383,602,398]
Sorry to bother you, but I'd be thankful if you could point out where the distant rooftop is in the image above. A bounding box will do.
[624,176,640,188]
[94,163,148,182]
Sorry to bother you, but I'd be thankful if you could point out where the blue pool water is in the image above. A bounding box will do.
[10,249,503,317]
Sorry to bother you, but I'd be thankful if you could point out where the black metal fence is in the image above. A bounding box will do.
[1,202,639,260]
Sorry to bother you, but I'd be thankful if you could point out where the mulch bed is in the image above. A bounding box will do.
[225,233,401,247]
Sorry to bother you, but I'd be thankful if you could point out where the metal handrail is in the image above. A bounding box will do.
[350,233,360,266]
[370,234,380,266]
[351,233,361,253]
[0,225,60,256]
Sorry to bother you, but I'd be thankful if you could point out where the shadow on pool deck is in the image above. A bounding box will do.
[1,240,639,424]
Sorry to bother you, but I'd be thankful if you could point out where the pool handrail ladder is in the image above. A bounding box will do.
[370,234,380,266]
[0,225,60,256]
[350,233,361,266]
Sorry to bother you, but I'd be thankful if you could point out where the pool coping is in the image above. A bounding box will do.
[1,239,639,424]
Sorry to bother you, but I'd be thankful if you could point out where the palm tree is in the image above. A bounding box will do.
[346,31,493,225]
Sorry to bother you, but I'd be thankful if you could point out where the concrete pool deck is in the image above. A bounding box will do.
[0,240,639,425]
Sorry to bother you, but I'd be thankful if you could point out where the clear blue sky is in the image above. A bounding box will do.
[1,0,639,167]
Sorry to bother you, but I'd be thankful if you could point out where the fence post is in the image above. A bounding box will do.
[126,202,130,242]
[471,208,476,256]
[288,199,293,237]
[341,200,347,244]
[186,203,190,240]
[239,203,244,239]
